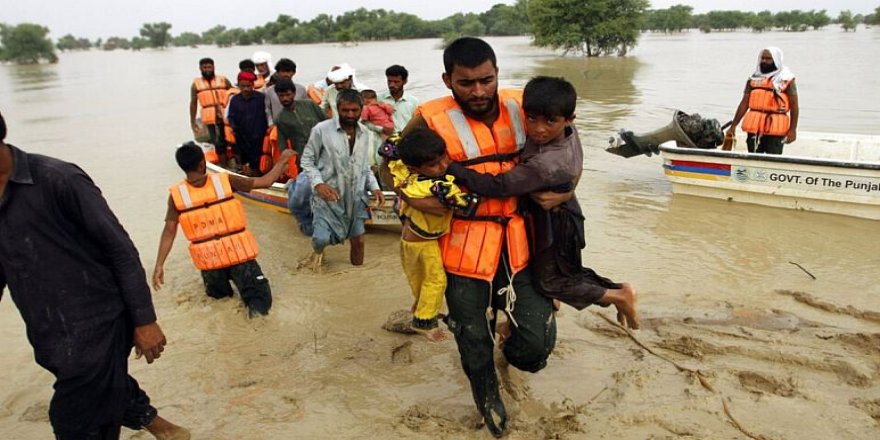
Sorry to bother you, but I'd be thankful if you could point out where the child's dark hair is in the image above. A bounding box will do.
[360,89,377,100]
[175,142,205,172]
[397,128,446,167]
[522,76,577,119]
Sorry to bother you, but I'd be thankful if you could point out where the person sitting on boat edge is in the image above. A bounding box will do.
[726,46,799,154]
[297,89,384,271]
[152,142,294,319]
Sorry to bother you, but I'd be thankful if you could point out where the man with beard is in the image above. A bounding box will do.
[227,71,268,175]
[0,111,190,440]
[298,89,384,270]
[272,79,327,235]
[379,64,419,131]
[727,46,799,154]
[265,58,309,125]
[390,37,566,438]
[189,57,232,167]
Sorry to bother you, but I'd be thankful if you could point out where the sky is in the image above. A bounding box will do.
[1,0,877,40]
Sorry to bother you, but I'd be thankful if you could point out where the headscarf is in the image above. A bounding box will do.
[750,46,795,92]
[326,63,370,90]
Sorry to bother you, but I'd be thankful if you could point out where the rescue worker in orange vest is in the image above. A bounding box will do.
[727,46,799,155]
[151,142,294,319]
[190,57,232,167]
[389,38,568,438]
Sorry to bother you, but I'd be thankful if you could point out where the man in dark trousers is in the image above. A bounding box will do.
[0,111,189,440]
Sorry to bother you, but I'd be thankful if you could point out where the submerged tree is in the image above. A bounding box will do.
[0,23,58,64]
[838,10,857,31]
[529,0,649,56]
[139,22,172,48]
[56,34,93,51]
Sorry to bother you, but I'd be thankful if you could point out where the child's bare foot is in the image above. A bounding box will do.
[145,416,190,440]
[599,283,639,329]
[412,327,449,342]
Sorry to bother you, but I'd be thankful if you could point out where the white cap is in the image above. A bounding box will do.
[327,63,354,83]
[252,51,272,65]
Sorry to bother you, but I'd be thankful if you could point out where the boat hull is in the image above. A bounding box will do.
[659,133,880,220]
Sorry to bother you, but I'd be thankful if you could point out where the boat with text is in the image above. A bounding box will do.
[607,111,880,220]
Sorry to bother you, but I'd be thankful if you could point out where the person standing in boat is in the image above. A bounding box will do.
[0,111,191,440]
[152,142,294,319]
[726,46,799,154]
[189,57,232,167]
[297,89,384,270]
[380,64,420,132]
[227,71,268,176]
[272,79,327,236]
[264,58,309,126]
[321,63,368,119]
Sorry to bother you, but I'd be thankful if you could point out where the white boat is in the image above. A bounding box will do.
[205,161,400,226]
[658,132,880,220]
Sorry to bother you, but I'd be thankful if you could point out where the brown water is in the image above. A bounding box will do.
[2,32,879,439]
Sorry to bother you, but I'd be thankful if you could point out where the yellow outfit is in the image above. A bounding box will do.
[390,159,467,328]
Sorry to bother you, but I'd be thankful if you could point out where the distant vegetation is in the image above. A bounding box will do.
[1,3,879,63]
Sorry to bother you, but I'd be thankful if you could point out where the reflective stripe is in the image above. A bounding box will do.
[177,184,193,209]
[447,108,482,160]
[210,174,226,199]
[504,98,526,150]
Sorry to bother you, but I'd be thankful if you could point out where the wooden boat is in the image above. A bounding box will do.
[205,161,401,226]
[658,132,880,220]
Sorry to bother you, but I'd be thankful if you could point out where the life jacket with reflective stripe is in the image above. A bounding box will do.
[193,75,230,125]
[169,173,258,270]
[259,125,299,180]
[307,84,324,105]
[741,77,792,137]
[418,89,529,281]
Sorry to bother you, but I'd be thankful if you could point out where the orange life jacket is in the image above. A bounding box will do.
[741,77,792,137]
[201,143,220,164]
[419,90,529,281]
[307,84,324,105]
[193,75,230,125]
[169,173,258,271]
[259,125,299,180]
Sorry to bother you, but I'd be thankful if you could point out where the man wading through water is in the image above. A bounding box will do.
[389,38,572,437]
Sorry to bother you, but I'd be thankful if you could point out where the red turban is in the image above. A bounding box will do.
[237,71,257,83]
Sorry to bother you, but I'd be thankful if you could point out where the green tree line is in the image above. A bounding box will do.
[2,2,880,64]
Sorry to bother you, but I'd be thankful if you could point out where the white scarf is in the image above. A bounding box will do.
[750,46,795,92]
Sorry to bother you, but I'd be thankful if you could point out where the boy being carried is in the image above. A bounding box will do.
[446,76,639,329]
[360,89,395,136]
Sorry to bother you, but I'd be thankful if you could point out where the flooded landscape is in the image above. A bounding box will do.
[1,29,879,439]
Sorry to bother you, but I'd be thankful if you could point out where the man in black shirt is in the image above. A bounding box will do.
[0,111,189,440]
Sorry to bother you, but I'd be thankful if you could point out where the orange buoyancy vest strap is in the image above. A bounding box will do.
[742,77,792,136]
[419,90,529,281]
[169,173,258,269]
[194,76,229,125]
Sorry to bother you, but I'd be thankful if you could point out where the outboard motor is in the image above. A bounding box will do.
[606,110,724,158]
